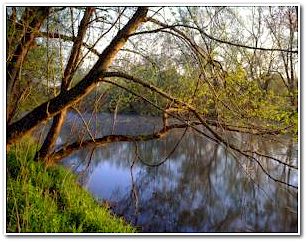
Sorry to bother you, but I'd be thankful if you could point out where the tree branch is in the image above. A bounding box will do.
[52,123,190,161]
[7,7,149,146]
[7,7,51,93]
[7,7,51,122]
[100,71,298,189]
[146,17,298,54]
[38,31,101,56]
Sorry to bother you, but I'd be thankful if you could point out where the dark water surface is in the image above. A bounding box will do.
[58,112,298,233]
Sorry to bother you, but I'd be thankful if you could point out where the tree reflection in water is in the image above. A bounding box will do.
[60,113,298,233]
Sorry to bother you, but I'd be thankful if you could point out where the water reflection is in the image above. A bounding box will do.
[60,113,298,233]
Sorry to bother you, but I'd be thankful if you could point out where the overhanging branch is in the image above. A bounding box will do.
[100,71,298,189]
[52,123,191,161]
[146,17,298,54]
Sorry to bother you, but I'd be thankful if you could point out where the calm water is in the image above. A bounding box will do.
[58,112,298,233]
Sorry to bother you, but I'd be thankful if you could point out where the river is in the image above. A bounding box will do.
[55,112,298,233]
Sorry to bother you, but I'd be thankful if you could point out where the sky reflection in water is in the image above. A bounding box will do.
[61,113,298,233]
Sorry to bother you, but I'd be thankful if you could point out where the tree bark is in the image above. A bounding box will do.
[7,7,148,147]
[52,123,190,161]
[35,7,93,162]
[7,7,50,123]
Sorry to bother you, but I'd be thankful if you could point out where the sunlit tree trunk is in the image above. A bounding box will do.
[35,7,93,162]
[7,7,148,148]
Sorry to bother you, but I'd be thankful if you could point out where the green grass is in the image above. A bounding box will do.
[6,136,136,233]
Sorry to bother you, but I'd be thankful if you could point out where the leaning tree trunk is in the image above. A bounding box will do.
[7,7,148,150]
[7,7,50,124]
[35,7,93,162]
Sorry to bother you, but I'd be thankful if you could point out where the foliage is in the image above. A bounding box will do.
[104,63,202,116]
[211,66,298,135]
[6,136,136,233]
[8,44,62,122]
[101,60,297,137]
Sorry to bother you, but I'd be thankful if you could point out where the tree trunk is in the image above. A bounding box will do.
[7,7,50,123]
[35,7,93,162]
[7,7,148,147]
[35,109,66,161]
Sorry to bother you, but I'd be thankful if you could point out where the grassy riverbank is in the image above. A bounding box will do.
[6,136,136,233]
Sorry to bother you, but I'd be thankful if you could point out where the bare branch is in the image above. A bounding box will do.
[38,31,100,56]
[52,123,191,161]
[71,107,96,143]
[134,126,188,167]
[243,150,298,170]
[146,17,298,54]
